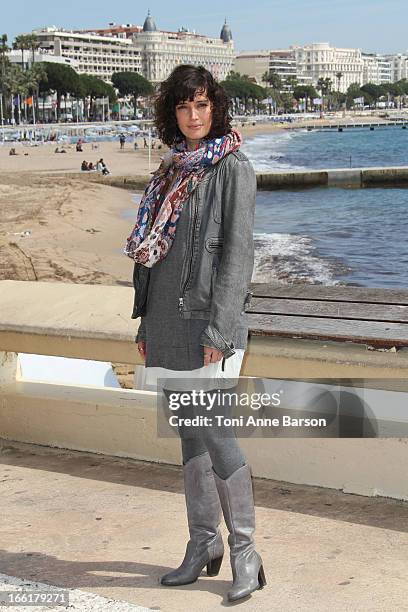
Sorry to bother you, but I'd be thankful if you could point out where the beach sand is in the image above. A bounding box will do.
[0,170,135,285]
[0,120,289,284]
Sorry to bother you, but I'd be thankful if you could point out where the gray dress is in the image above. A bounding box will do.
[139,191,248,371]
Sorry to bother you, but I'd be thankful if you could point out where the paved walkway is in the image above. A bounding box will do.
[0,572,152,611]
[0,439,407,611]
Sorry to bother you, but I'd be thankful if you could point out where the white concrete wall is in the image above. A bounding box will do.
[1,370,407,501]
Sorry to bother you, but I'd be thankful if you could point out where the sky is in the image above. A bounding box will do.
[3,0,408,54]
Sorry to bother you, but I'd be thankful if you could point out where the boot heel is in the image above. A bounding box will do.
[207,554,223,576]
[258,564,266,589]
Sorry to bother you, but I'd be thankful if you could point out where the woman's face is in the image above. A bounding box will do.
[175,89,213,148]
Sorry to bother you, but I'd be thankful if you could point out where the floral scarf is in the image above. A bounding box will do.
[124,128,242,267]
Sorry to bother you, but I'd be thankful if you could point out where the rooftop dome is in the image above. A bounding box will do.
[143,9,157,32]
[220,18,232,43]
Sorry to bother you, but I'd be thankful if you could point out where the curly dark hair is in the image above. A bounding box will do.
[154,65,232,146]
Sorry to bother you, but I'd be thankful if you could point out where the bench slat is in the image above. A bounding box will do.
[250,283,408,305]
[249,297,408,323]
[248,313,408,347]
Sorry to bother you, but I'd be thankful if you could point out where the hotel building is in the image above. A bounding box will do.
[234,49,312,90]
[233,51,270,85]
[33,27,142,80]
[292,43,363,92]
[31,12,234,83]
[385,53,408,82]
[235,43,408,94]
[362,53,392,85]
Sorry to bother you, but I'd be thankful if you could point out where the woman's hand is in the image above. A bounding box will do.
[137,341,146,362]
[203,345,223,366]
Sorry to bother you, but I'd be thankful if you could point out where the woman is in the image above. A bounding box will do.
[124,65,266,602]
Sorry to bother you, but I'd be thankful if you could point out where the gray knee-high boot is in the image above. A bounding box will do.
[212,463,266,602]
[160,452,224,586]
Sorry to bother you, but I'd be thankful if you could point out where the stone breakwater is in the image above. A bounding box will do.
[78,166,408,191]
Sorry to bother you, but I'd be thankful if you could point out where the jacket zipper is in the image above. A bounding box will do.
[179,192,199,314]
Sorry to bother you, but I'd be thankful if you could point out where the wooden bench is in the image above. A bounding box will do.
[247,283,408,350]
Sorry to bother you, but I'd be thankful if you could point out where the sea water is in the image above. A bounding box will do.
[252,187,408,287]
[123,127,408,288]
[240,127,408,287]
[242,125,408,172]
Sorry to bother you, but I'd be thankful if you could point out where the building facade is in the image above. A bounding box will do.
[268,49,313,89]
[362,53,392,85]
[7,48,78,71]
[33,27,143,80]
[133,14,234,82]
[292,43,364,92]
[385,53,408,82]
[30,13,234,84]
[268,50,298,89]
[235,44,366,93]
[234,49,312,90]
[233,51,270,84]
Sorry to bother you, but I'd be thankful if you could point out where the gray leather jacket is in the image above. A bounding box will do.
[131,149,256,358]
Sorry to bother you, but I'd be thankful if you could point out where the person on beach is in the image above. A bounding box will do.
[81,161,95,171]
[124,65,265,602]
[96,158,110,175]
[119,134,126,150]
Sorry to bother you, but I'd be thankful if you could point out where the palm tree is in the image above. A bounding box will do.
[0,34,8,75]
[0,34,8,123]
[2,61,44,123]
[317,77,333,112]
[284,75,298,93]
[24,62,47,122]
[262,69,282,91]
[26,33,40,64]
[13,34,32,70]
[336,72,343,93]
[1,35,8,92]
[3,64,26,123]
[261,70,283,114]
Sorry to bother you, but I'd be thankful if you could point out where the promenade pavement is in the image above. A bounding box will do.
[0,440,407,611]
